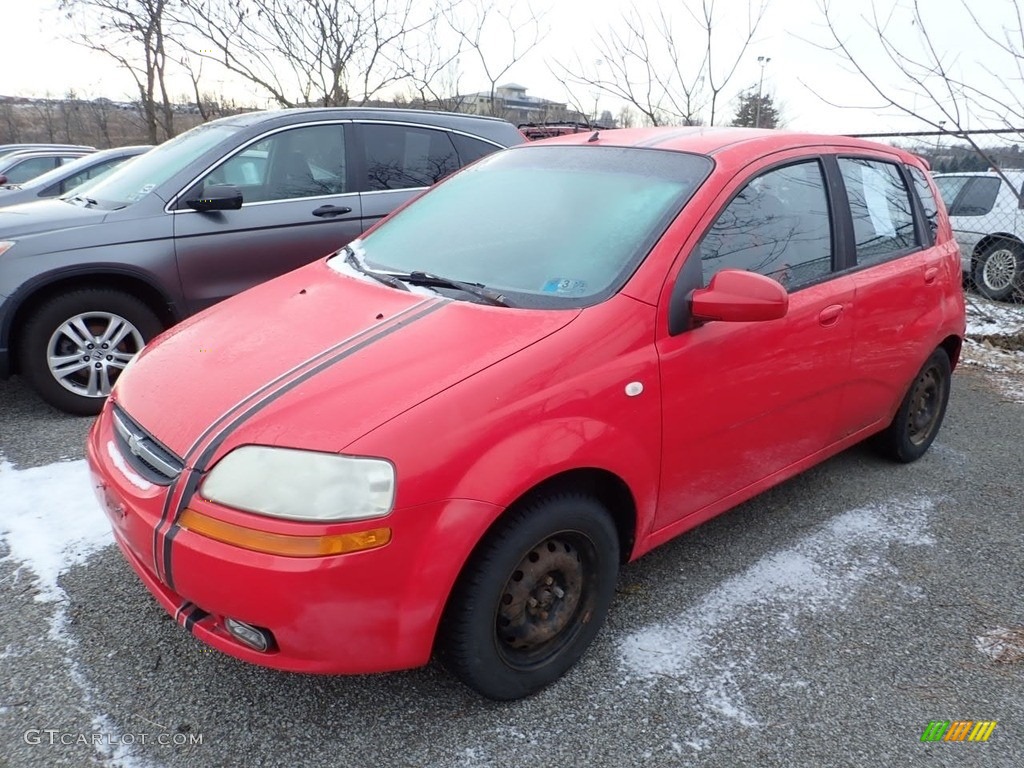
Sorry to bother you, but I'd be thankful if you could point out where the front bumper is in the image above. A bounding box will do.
[86,402,500,675]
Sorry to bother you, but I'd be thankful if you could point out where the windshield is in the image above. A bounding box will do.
[337,145,712,308]
[77,123,237,209]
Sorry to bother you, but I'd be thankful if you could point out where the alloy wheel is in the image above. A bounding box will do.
[46,311,144,398]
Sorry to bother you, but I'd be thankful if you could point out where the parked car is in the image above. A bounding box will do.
[0,143,95,158]
[933,169,1024,300]
[86,127,966,700]
[0,108,525,413]
[0,145,151,208]
[0,147,95,185]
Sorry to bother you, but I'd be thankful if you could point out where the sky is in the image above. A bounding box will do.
[0,0,1016,135]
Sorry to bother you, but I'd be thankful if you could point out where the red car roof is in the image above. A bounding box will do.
[526,126,922,164]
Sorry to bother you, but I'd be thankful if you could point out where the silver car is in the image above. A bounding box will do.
[934,170,1024,301]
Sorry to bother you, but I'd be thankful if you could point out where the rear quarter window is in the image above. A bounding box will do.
[948,177,1001,216]
[908,166,939,243]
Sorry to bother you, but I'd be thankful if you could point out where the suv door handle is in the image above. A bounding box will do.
[924,266,939,284]
[818,304,844,327]
[312,205,352,218]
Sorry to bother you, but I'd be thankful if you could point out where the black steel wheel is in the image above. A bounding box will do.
[874,347,952,463]
[438,493,619,700]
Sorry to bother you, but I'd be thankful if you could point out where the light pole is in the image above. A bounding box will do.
[755,55,771,128]
[936,120,947,153]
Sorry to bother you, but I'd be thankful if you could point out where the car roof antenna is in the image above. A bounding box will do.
[588,130,600,142]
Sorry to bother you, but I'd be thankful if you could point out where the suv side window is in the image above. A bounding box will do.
[949,177,1001,216]
[198,124,347,204]
[363,124,459,190]
[700,160,833,288]
[908,166,939,243]
[838,158,917,264]
[451,133,502,166]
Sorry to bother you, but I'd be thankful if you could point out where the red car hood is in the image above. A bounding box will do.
[115,260,578,466]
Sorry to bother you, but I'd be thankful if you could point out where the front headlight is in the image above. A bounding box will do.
[0,241,15,258]
[200,446,395,522]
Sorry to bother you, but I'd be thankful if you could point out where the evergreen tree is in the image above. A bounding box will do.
[731,88,780,128]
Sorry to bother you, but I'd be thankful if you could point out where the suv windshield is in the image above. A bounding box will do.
[75,123,237,209]
[337,145,712,308]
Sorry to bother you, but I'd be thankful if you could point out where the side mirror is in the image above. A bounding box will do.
[690,269,788,323]
[0,175,7,185]
[186,184,243,212]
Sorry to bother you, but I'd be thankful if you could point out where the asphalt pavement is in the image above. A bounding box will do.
[1,367,1022,767]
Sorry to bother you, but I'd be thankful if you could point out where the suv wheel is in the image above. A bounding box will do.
[973,239,1024,301]
[19,288,163,415]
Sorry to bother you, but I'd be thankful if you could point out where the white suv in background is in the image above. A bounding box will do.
[934,170,1024,301]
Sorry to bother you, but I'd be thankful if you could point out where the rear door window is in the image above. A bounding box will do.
[838,158,917,265]
[362,124,459,190]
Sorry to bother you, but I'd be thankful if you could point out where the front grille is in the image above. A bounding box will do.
[111,406,184,485]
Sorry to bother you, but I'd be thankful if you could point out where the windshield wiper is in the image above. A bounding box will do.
[67,194,98,208]
[401,271,512,307]
[342,246,410,291]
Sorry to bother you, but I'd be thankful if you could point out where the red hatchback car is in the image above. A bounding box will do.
[86,128,965,700]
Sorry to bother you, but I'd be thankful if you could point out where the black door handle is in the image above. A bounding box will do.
[312,204,352,218]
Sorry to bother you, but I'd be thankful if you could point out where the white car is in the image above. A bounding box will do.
[933,170,1024,300]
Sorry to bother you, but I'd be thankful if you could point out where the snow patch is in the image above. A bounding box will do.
[975,627,1024,663]
[326,240,439,298]
[105,440,154,491]
[0,459,113,602]
[0,459,156,766]
[962,298,1024,402]
[965,297,1024,337]
[619,497,935,733]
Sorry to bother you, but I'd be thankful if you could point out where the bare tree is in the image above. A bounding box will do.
[29,93,60,142]
[810,0,1023,183]
[84,96,115,147]
[395,12,465,111]
[59,0,180,142]
[180,0,444,108]
[0,101,22,143]
[554,0,770,127]
[59,90,89,144]
[445,0,548,119]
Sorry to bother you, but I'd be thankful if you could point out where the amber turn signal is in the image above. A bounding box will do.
[178,508,391,557]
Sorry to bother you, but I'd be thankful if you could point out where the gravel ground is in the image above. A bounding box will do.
[1,361,1022,768]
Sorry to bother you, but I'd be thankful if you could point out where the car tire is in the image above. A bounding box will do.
[19,288,163,416]
[972,239,1024,301]
[873,348,951,463]
[437,493,620,700]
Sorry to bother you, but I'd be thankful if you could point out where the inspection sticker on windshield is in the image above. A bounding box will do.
[541,278,587,295]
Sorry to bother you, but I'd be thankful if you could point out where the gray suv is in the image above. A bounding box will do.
[0,108,524,414]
